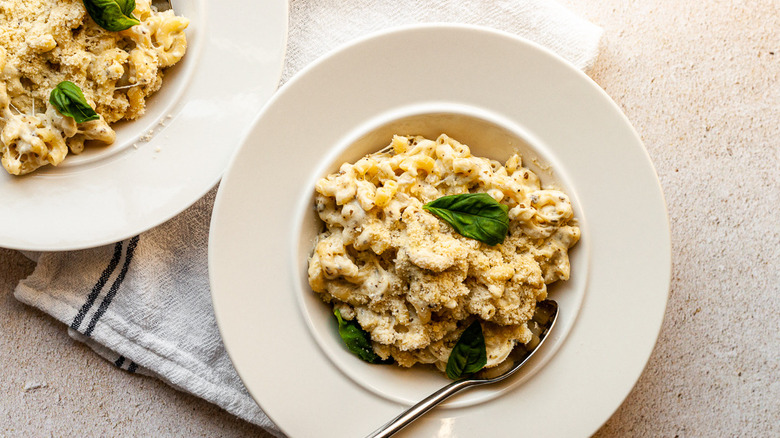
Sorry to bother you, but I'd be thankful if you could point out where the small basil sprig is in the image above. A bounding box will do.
[49,81,100,123]
[423,193,510,246]
[334,308,392,364]
[446,320,487,380]
[83,0,140,31]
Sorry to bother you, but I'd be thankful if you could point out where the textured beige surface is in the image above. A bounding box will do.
[1,0,778,436]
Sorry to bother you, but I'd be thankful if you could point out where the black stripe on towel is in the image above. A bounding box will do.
[83,235,140,337]
[127,362,138,374]
[114,356,126,368]
[71,242,124,331]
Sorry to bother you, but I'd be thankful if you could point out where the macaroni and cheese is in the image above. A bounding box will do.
[0,0,188,175]
[308,134,580,373]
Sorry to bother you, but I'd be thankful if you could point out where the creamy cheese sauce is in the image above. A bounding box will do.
[308,134,580,372]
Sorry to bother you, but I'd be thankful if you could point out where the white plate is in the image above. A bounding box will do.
[210,24,671,437]
[0,0,288,251]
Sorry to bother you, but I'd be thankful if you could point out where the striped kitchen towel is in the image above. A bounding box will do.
[14,188,283,435]
[13,1,602,436]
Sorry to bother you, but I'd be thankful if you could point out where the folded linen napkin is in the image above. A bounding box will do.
[14,1,602,435]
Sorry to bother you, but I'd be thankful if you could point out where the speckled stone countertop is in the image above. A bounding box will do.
[1,0,778,436]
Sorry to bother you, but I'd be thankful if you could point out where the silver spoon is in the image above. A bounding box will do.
[366,299,559,438]
[151,0,172,11]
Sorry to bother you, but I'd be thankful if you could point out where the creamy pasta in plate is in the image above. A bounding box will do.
[308,134,580,373]
[0,0,188,175]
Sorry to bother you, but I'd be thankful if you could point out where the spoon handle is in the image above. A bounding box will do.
[365,300,558,438]
[366,379,478,438]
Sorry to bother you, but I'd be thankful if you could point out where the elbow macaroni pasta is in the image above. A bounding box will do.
[308,134,580,372]
[0,0,188,175]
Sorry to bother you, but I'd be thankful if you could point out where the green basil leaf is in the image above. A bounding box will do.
[423,193,510,246]
[446,320,487,380]
[117,0,135,17]
[334,308,392,365]
[83,0,140,31]
[49,81,100,123]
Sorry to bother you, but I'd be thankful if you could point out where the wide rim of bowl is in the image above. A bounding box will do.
[209,22,671,438]
[0,0,289,251]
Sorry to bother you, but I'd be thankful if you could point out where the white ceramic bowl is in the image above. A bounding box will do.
[210,24,670,437]
[294,106,590,407]
[0,0,288,250]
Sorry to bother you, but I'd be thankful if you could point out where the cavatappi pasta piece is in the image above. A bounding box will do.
[308,134,580,373]
[149,13,189,67]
